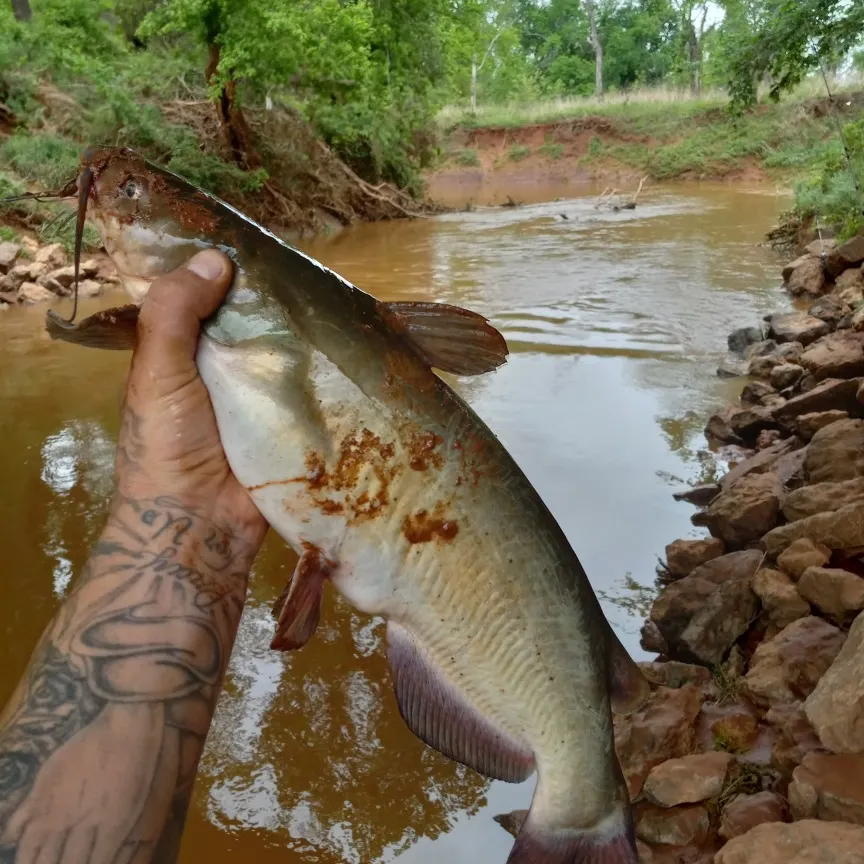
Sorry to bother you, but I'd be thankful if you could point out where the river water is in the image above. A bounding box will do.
[0,181,789,863]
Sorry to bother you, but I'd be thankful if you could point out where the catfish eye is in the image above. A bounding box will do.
[122,180,142,200]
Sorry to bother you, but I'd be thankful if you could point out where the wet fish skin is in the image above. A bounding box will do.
[49,146,649,864]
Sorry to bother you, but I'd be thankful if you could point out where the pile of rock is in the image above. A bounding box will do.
[494,231,864,863]
[0,237,119,308]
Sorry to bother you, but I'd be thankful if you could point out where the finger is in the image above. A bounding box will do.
[131,249,233,390]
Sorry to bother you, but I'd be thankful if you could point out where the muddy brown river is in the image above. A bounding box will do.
[0,181,789,863]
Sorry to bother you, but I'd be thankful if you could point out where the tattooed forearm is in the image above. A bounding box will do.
[0,496,257,864]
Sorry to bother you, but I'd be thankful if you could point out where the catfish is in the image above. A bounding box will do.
[29,146,650,864]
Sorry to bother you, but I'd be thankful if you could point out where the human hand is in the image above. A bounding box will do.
[116,248,268,549]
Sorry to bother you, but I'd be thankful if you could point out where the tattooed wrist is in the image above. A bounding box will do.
[0,495,253,864]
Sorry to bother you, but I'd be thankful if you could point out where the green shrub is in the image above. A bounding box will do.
[539,142,563,160]
[455,148,480,166]
[508,144,531,161]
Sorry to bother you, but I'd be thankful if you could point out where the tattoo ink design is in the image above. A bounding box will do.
[0,497,254,864]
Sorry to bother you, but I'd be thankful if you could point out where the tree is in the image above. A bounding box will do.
[725,0,864,111]
[10,0,31,21]
[671,0,712,95]
[583,0,603,98]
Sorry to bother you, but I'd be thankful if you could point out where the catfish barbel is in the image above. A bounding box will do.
[28,146,649,864]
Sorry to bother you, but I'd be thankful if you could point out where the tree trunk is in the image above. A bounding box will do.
[10,0,32,22]
[583,0,603,99]
[471,54,478,113]
[687,24,700,95]
[206,43,259,169]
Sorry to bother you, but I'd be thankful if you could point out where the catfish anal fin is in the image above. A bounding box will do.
[45,305,140,351]
[270,546,330,651]
[386,621,535,782]
[607,626,651,716]
[380,301,508,376]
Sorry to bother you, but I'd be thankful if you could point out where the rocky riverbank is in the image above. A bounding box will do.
[0,237,119,308]
[495,232,864,863]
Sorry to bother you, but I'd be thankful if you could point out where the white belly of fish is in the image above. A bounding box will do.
[195,333,432,615]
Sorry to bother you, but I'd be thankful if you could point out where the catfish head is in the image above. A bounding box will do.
[73,146,230,303]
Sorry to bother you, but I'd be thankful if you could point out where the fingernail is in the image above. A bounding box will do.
[187,249,225,281]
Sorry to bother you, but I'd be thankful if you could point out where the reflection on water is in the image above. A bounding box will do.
[0,181,789,863]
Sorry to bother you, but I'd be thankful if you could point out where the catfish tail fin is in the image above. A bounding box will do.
[506,807,639,864]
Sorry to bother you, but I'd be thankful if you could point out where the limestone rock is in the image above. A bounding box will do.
[770,363,804,390]
[78,278,103,298]
[720,438,799,490]
[639,661,712,692]
[742,617,846,708]
[826,232,864,278]
[747,338,780,359]
[784,257,827,297]
[770,312,830,346]
[837,267,864,306]
[783,253,814,281]
[640,620,669,655]
[4,263,30,290]
[689,551,764,585]
[800,331,864,381]
[752,568,810,629]
[729,326,765,354]
[741,380,777,406]
[728,406,779,443]
[665,538,725,578]
[49,261,99,287]
[767,702,826,775]
[614,684,703,797]
[806,238,837,257]
[634,802,710,846]
[680,578,758,665]
[718,792,787,841]
[772,377,863,422]
[705,405,744,445]
[712,712,760,752]
[0,241,21,273]
[703,473,782,547]
[650,577,717,655]
[718,355,750,378]
[757,429,784,450]
[763,500,864,557]
[17,281,56,304]
[805,418,864,482]
[798,566,864,623]
[808,293,849,328]
[34,242,67,269]
[714,820,864,864]
[784,477,864,522]
[777,538,832,580]
[673,484,721,507]
[642,752,734,806]
[788,752,864,824]
[796,410,849,441]
[805,612,864,753]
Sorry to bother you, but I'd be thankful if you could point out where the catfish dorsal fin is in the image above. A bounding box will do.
[607,626,651,716]
[380,301,509,376]
[45,305,140,351]
[386,622,535,782]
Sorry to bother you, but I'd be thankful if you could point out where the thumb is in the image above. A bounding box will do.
[132,249,234,389]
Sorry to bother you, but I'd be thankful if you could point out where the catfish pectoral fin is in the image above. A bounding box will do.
[386,622,535,782]
[380,300,509,376]
[45,305,140,351]
[270,546,330,652]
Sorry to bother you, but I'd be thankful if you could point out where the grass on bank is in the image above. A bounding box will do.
[437,74,864,131]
